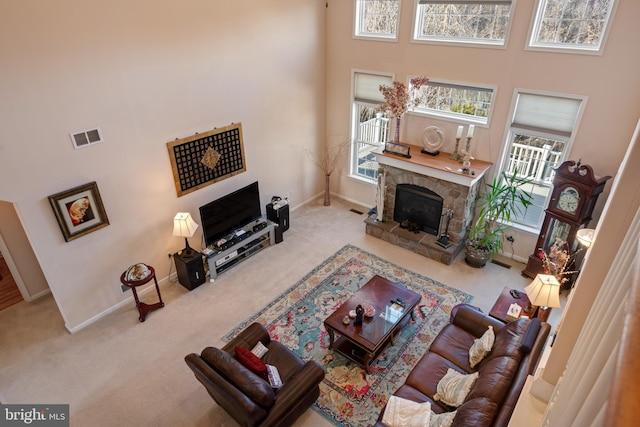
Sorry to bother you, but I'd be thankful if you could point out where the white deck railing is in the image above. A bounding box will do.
[358,115,389,152]
[507,143,562,184]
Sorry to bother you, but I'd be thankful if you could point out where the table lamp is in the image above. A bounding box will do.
[173,212,199,256]
[576,228,595,248]
[524,274,561,316]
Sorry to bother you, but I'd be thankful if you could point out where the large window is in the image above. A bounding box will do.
[412,80,495,124]
[354,0,401,41]
[350,71,394,182]
[498,91,585,230]
[413,0,513,46]
[529,0,617,53]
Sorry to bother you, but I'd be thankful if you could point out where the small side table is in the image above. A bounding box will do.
[489,286,551,323]
[120,264,164,322]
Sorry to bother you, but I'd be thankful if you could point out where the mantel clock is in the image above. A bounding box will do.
[523,160,611,279]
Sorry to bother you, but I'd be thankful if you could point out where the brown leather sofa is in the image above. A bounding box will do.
[185,322,325,427]
[375,304,550,427]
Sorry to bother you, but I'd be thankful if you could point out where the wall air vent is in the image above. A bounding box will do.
[71,127,103,149]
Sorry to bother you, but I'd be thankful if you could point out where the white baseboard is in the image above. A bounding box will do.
[65,273,178,333]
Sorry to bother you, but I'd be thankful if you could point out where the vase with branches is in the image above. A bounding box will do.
[537,241,580,287]
[378,76,429,144]
[305,139,351,206]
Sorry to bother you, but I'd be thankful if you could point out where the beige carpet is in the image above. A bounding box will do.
[0,197,563,426]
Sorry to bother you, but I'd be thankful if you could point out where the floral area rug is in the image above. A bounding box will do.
[223,244,473,427]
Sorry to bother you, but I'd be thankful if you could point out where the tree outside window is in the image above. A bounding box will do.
[529,0,617,53]
[414,1,513,46]
[413,81,494,124]
[354,0,400,40]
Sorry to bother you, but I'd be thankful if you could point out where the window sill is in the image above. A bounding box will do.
[410,37,506,50]
[406,110,489,127]
[348,173,376,186]
[504,221,540,236]
[353,34,398,43]
[525,44,604,56]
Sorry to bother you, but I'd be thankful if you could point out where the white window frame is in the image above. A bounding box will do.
[349,70,395,183]
[527,0,618,55]
[409,78,497,126]
[354,0,401,42]
[496,89,587,233]
[412,0,515,48]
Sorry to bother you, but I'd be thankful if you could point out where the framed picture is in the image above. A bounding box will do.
[48,182,109,242]
[384,142,412,158]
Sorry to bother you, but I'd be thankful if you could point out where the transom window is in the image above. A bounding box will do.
[354,0,401,41]
[498,91,585,230]
[529,0,617,53]
[413,0,513,46]
[412,80,495,124]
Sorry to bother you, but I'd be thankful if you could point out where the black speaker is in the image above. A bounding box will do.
[266,203,290,232]
[273,225,284,244]
[174,251,206,291]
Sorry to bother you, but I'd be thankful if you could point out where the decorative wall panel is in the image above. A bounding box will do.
[167,123,246,197]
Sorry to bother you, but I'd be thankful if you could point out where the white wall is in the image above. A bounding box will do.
[0,1,326,331]
[326,0,640,260]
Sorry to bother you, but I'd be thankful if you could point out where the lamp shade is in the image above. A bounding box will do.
[173,212,198,238]
[524,274,561,308]
[576,228,595,248]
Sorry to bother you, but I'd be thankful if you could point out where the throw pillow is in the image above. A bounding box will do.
[251,341,269,358]
[433,369,479,407]
[469,325,495,368]
[381,396,431,427]
[430,410,456,427]
[235,346,268,380]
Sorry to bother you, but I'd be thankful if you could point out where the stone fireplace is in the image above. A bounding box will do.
[365,144,492,265]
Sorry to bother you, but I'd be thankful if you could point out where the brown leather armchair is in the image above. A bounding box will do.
[185,322,325,427]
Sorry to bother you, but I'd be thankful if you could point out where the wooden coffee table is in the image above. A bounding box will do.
[323,275,421,374]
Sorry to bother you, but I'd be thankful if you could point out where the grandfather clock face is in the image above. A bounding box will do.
[556,186,580,215]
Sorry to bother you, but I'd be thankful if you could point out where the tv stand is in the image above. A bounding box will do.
[205,217,276,281]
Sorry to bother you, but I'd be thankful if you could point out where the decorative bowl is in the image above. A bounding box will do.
[349,310,357,318]
[364,306,376,318]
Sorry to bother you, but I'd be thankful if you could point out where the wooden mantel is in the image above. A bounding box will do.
[373,144,493,187]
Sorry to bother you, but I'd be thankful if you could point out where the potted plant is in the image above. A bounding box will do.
[465,171,533,267]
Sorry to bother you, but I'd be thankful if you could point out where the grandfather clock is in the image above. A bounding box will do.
[523,160,611,279]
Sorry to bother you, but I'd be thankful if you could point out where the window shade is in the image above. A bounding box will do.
[354,73,393,104]
[512,93,582,137]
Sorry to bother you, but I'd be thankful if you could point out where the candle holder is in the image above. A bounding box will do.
[450,138,461,161]
[458,137,473,163]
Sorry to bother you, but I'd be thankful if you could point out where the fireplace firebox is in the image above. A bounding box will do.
[393,184,443,236]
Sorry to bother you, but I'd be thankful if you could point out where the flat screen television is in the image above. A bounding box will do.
[199,181,262,247]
